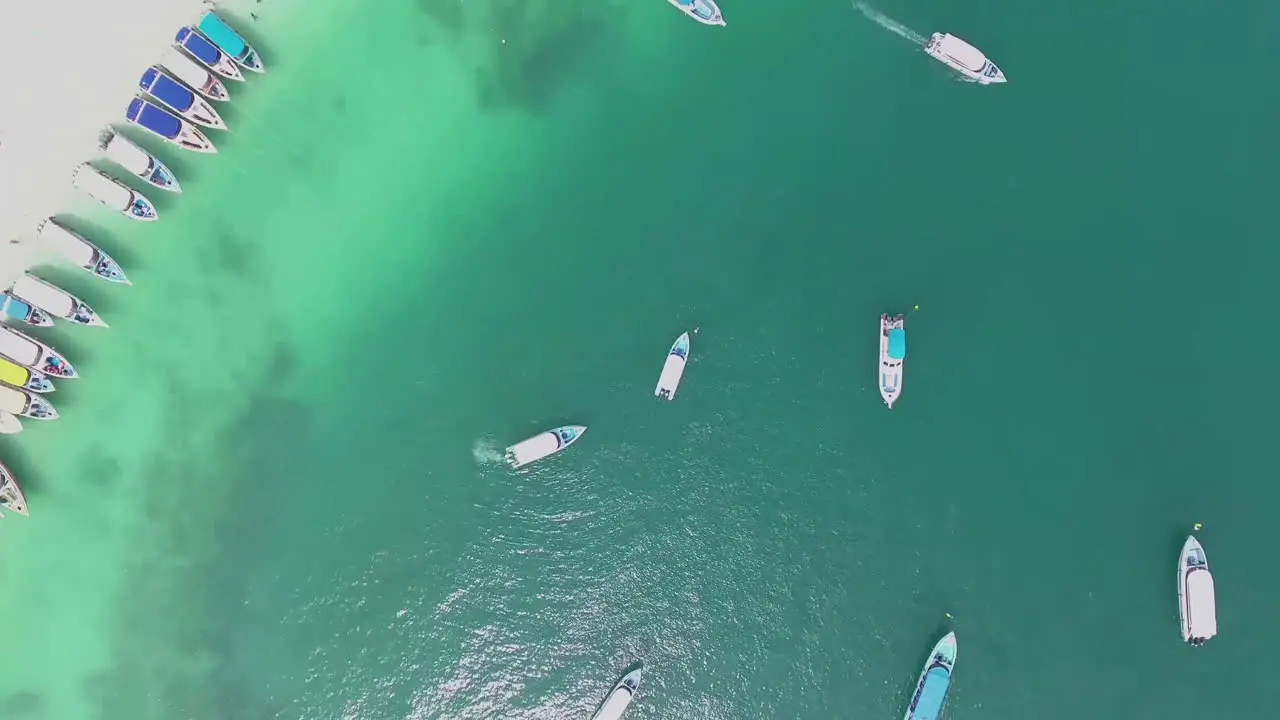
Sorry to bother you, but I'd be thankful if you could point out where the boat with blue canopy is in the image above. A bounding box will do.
[11,274,108,328]
[98,129,180,192]
[195,11,264,72]
[0,325,77,379]
[71,164,157,222]
[139,67,226,130]
[174,26,244,81]
[879,313,906,408]
[125,97,216,153]
[38,219,130,285]
[666,0,725,26]
[159,47,230,102]
[0,293,53,327]
[904,632,957,720]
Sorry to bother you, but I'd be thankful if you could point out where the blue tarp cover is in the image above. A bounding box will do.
[911,667,951,720]
[198,12,247,58]
[136,101,182,139]
[143,71,195,112]
[177,27,220,64]
[125,97,143,122]
[888,328,906,359]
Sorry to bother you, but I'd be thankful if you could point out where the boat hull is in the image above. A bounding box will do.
[0,354,54,393]
[38,219,131,285]
[71,164,158,222]
[505,425,586,469]
[0,293,54,327]
[666,0,726,25]
[0,382,58,420]
[879,314,905,408]
[175,27,244,81]
[591,668,642,720]
[159,48,231,101]
[0,412,22,435]
[125,97,217,154]
[140,67,227,130]
[1178,535,1218,645]
[904,632,957,720]
[196,11,265,72]
[0,460,29,515]
[924,33,1006,84]
[100,129,181,192]
[655,332,691,400]
[0,325,77,378]
[11,274,108,328]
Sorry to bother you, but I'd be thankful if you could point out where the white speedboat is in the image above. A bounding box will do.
[0,412,22,435]
[71,164,158,221]
[139,66,227,130]
[666,0,725,25]
[0,382,58,420]
[0,460,28,515]
[904,633,957,720]
[879,314,905,408]
[924,33,1006,84]
[159,47,231,102]
[38,219,131,285]
[11,274,108,328]
[505,425,586,469]
[0,324,78,379]
[654,332,691,400]
[174,26,244,81]
[591,668,641,720]
[1178,535,1217,645]
[98,129,181,192]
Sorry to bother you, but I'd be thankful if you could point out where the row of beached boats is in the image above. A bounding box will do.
[0,11,265,519]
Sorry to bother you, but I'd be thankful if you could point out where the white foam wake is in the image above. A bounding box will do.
[472,438,504,464]
[851,2,927,46]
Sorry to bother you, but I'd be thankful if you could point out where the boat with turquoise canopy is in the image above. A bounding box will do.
[879,313,906,408]
[139,67,226,130]
[904,632,957,720]
[195,11,264,72]
[0,293,53,327]
[174,26,244,81]
[666,0,725,26]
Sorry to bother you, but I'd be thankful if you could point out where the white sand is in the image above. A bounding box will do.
[0,0,211,284]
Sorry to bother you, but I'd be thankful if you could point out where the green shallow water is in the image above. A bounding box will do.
[2,0,1279,717]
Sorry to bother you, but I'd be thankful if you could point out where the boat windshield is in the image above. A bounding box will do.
[912,666,951,720]
[888,328,906,360]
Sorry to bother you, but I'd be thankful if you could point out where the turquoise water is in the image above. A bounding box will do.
[2,0,1279,718]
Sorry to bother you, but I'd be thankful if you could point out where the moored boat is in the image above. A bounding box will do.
[0,460,28,515]
[37,218,130,285]
[0,355,55,394]
[879,314,905,408]
[654,332,691,400]
[590,668,642,720]
[159,47,230,102]
[904,632,957,720]
[1178,535,1218,646]
[71,164,158,222]
[98,128,181,192]
[0,325,78,378]
[10,274,108,328]
[125,97,217,154]
[0,412,22,435]
[666,0,725,26]
[505,425,586,469]
[0,293,54,327]
[924,33,1006,84]
[196,11,265,72]
[0,382,58,420]
[175,26,244,81]
[139,67,227,130]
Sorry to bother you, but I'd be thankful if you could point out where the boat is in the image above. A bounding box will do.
[0,461,28,516]
[590,668,642,720]
[904,632,957,720]
[0,413,22,435]
[924,33,1006,84]
[195,11,265,72]
[0,293,54,327]
[0,382,58,420]
[654,332,691,400]
[879,314,905,408]
[666,0,725,26]
[98,128,181,192]
[71,164,158,221]
[10,274,108,328]
[1178,535,1218,645]
[0,355,54,394]
[159,47,231,102]
[37,219,130,285]
[174,26,244,81]
[505,425,586,469]
[125,97,217,154]
[139,67,227,130]
[0,325,77,378]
